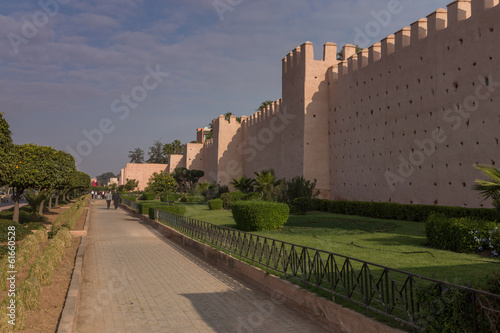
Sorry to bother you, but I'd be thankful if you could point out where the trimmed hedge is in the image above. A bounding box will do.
[208,199,223,210]
[121,195,137,202]
[141,192,156,200]
[160,193,181,202]
[295,198,498,222]
[180,195,206,203]
[152,205,187,219]
[231,201,289,231]
[138,202,166,215]
[425,213,500,254]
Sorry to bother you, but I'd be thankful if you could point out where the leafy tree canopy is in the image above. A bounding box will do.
[128,147,145,163]
[145,171,177,195]
[173,167,204,193]
[123,178,139,192]
[147,140,168,164]
[257,101,274,111]
[96,172,117,185]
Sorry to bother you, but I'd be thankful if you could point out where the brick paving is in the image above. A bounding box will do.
[75,199,329,332]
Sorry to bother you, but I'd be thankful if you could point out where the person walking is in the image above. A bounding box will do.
[91,190,94,199]
[112,190,120,209]
[105,190,113,209]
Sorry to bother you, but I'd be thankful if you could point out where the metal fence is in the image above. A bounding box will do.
[131,203,499,331]
[121,198,139,211]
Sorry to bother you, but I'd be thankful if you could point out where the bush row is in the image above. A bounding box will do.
[120,195,136,202]
[180,195,205,203]
[151,205,187,219]
[231,201,289,232]
[51,196,87,230]
[0,229,47,291]
[28,227,72,286]
[0,228,50,331]
[160,193,181,202]
[292,198,498,222]
[425,214,500,255]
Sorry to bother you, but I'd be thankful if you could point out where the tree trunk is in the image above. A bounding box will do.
[55,190,60,207]
[12,187,20,223]
[39,199,45,215]
[48,195,52,210]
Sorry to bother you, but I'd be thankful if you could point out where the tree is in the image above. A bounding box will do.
[473,164,500,214]
[128,148,145,163]
[96,172,116,185]
[173,167,204,193]
[230,176,255,193]
[258,101,274,111]
[8,144,60,222]
[163,140,184,161]
[42,150,76,211]
[0,113,14,188]
[123,179,139,192]
[145,171,177,196]
[24,188,48,219]
[52,151,78,207]
[147,140,168,164]
[336,45,364,60]
[254,169,283,202]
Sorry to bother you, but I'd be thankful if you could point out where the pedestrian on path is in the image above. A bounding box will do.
[105,190,113,209]
[112,190,120,209]
[91,190,94,199]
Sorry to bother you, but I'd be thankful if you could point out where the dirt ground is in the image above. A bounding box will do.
[17,201,88,333]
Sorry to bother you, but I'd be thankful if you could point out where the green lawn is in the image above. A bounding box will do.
[177,204,500,288]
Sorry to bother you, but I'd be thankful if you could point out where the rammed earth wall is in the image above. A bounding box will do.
[175,0,499,208]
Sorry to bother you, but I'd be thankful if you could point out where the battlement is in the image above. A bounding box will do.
[241,99,282,128]
[282,42,338,74]
[334,0,498,77]
[212,114,240,125]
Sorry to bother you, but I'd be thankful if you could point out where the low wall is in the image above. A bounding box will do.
[121,204,403,333]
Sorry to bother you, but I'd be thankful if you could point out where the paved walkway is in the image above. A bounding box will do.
[75,199,329,333]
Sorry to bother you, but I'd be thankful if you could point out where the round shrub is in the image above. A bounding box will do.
[231,201,289,232]
[209,199,223,210]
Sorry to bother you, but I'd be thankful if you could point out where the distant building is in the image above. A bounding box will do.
[118,163,168,191]
[196,127,211,143]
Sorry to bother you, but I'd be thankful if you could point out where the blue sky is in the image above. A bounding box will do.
[1,0,450,177]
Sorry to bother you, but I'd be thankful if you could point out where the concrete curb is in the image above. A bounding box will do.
[120,204,403,333]
[57,200,91,333]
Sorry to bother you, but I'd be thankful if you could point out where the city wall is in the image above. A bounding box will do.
[128,0,499,208]
[328,0,500,207]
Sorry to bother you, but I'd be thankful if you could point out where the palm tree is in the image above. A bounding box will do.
[230,176,255,193]
[254,169,278,193]
[24,188,47,220]
[473,165,500,198]
[473,164,500,213]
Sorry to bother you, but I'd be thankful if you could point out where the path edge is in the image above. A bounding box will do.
[56,199,91,333]
[121,204,404,333]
